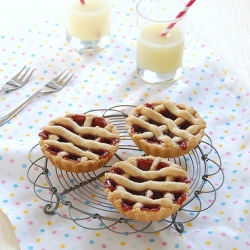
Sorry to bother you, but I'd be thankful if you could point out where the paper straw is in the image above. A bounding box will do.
[80,0,85,4]
[161,0,196,36]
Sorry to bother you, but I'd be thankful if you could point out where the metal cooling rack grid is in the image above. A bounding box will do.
[27,105,224,234]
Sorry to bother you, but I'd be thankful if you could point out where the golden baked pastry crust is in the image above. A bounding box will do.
[104,155,190,222]
[125,101,206,158]
[38,113,120,173]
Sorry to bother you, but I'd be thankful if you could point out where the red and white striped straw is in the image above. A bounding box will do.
[161,0,196,36]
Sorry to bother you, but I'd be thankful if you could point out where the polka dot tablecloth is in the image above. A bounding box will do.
[0,1,249,249]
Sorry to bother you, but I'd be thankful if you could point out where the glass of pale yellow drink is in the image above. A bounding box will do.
[66,0,111,51]
[136,0,186,84]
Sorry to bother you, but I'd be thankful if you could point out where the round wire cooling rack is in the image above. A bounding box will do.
[27,105,224,234]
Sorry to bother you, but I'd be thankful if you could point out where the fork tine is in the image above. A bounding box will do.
[21,68,35,82]
[57,70,72,83]
[17,67,31,81]
[11,65,27,80]
[53,68,68,82]
[2,66,34,90]
[61,72,74,86]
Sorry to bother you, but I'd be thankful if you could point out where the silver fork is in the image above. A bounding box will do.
[0,69,74,126]
[0,65,34,93]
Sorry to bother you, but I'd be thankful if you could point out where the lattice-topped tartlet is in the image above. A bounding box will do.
[38,113,120,173]
[104,156,190,222]
[125,101,206,158]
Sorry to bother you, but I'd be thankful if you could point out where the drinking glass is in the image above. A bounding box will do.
[66,0,111,51]
[136,0,186,83]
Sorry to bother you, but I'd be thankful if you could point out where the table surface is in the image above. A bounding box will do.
[187,0,250,86]
[0,0,250,250]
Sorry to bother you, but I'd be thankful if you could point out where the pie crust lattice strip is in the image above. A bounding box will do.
[125,101,206,158]
[38,113,120,173]
[104,155,190,222]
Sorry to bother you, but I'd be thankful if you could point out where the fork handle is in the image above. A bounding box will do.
[0,87,16,93]
[0,86,8,93]
[0,90,42,126]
